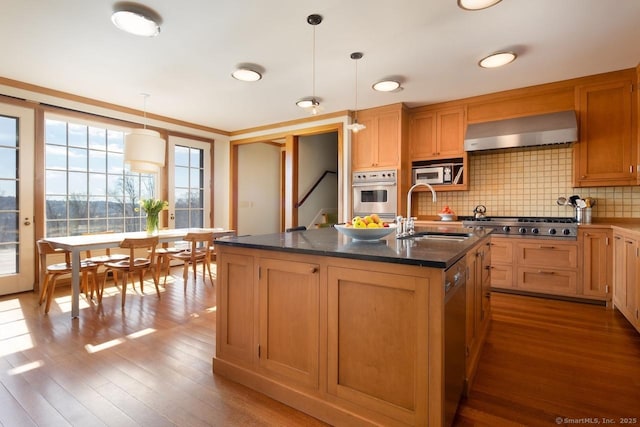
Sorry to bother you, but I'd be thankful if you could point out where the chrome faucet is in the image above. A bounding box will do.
[407,182,437,220]
[397,183,437,237]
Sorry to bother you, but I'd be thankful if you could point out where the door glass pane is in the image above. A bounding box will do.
[0,115,18,275]
[173,145,205,228]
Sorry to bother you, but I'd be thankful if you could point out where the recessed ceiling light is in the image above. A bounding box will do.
[457,0,502,10]
[478,51,517,68]
[372,80,401,92]
[231,68,262,82]
[111,4,161,37]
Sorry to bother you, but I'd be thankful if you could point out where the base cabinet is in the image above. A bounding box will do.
[465,240,491,393]
[613,230,640,332]
[580,227,613,299]
[258,258,320,389]
[214,246,456,426]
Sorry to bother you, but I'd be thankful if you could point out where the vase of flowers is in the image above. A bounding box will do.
[138,198,168,235]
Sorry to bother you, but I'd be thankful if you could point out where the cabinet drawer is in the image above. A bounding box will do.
[490,264,513,288]
[490,239,513,264]
[517,267,577,295]
[517,242,578,268]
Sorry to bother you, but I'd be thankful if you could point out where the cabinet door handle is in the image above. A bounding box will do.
[539,245,556,249]
[310,267,318,274]
[537,270,556,275]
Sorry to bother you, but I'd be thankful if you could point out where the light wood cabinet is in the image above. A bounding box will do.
[351,104,404,170]
[409,107,465,161]
[258,257,319,389]
[489,237,514,289]
[216,252,255,367]
[574,79,638,187]
[613,230,640,332]
[465,240,491,393]
[516,241,579,296]
[490,237,585,299]
[579,227,613,300]
[214,244,456,426]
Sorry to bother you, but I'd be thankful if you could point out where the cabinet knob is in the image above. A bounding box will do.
[310,267,318,274]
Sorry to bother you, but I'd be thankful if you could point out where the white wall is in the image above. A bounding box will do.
[298,133,338,228]
[236,143,281,235]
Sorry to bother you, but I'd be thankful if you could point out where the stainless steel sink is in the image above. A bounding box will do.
[410,231,472,241]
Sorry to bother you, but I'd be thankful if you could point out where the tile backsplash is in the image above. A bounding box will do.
[414,145,640,219]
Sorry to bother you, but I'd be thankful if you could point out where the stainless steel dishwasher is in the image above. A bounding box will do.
[443,257,466,427]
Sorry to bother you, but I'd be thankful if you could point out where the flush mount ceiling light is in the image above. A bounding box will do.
[124,94,166,174]
[457,0,502,10]
[372,80,401,92]
[297,14,323,115]
[231,67,262,82]
[478,51,517,68]
[111,2,162,37]
[346,52,366,133]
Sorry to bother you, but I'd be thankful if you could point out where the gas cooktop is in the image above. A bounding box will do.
[461,216,578,238]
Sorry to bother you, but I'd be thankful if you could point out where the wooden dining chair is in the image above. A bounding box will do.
[166,231,215,290]
[37,239,99,314]
[82,231,129,298]
[98,236,161,307]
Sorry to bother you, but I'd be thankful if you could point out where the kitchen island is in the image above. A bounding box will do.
[212,226,491,426]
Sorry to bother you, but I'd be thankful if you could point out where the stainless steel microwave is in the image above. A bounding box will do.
[413,165,453,185]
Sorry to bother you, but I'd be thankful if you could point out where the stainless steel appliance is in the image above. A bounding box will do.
[462,216,578,239]
[352,169,397,221]
[444,257,466,427]
[412,163,463,185]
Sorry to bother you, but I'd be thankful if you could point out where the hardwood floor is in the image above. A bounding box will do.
[456,292,640,427]
[1,272,639,426]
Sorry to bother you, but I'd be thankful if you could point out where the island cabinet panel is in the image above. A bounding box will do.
[574,78,637,187]
[258,257,320,390]
[465,240,491,394]
[326,266,430,425]
[213,245,450,427]
[216,252,256,367]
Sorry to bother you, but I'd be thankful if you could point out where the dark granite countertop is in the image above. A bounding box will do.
[216,225,492,269]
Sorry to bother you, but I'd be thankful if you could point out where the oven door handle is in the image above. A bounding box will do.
[352,181,396,187]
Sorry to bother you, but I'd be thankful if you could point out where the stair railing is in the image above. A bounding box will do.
[295,170,337,208]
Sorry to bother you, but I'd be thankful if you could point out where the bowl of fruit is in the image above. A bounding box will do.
[335,214,397,241]
[438,206,457,221]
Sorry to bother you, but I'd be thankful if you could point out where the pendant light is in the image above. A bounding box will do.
[296,14,323,115]
[346,52,366,133]
[124,94,166,173]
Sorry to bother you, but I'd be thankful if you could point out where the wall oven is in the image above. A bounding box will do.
[352,170,397,221]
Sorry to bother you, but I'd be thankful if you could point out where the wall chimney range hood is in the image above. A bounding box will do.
[464,110,578,151]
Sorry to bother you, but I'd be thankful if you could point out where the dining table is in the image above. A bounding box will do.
[42,228,235,319]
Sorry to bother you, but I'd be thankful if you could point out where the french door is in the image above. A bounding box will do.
[0,103,35,295]
[167,136,211,228]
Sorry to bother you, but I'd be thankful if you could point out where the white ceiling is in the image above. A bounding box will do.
[2,0,640,132]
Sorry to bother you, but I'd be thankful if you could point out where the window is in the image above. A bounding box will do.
[44,117,158,237]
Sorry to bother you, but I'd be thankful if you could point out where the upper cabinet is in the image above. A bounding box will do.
[351,103,406,171]
[573,78,638,187]
[409,106,465,161]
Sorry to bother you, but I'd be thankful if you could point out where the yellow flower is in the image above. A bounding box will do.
[138,198,168,216]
